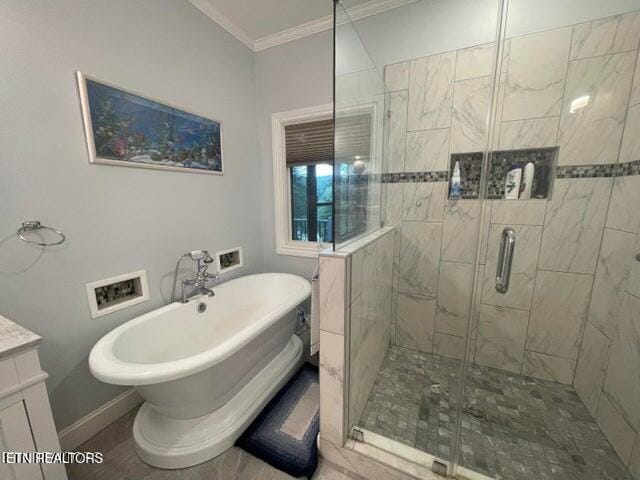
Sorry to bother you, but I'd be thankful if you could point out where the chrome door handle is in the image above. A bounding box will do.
[495,227,515,294]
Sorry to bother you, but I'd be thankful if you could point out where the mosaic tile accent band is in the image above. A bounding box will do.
[556,159,640,178]
[381,171,449,183]
[95,279,136,308]
[377,158,640,183]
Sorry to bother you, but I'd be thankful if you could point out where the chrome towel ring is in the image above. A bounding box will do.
[17,220,66,247]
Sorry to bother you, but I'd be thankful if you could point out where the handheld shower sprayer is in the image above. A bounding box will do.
[186,250,214,263]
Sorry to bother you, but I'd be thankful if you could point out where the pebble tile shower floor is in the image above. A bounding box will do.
[358,346,633,480]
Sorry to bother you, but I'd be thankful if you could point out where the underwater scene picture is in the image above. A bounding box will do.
[83,77,222,173]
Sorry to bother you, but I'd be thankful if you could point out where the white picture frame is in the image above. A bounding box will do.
[76,71,224,175]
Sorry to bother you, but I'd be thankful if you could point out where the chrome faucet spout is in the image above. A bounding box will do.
[171,250,219,304]
[200,287,215,297]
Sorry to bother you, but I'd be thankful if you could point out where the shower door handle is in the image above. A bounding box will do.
[495,227,515,294]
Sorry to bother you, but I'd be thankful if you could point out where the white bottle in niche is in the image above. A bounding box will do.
[450,161,462,199]
[520,162,535,200]
[504,164,522,199]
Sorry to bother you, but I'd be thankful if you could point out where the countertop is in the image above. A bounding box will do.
[0,314,41,359]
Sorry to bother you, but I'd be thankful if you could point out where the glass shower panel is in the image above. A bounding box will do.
[333,1,386,249]
[338,0,503,476]
[456,1,640,479]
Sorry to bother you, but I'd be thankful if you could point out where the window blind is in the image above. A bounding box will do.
[284,114,371,167]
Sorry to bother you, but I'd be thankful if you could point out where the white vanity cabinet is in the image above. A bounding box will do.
[0,401,43,480]
[0,318,68,480]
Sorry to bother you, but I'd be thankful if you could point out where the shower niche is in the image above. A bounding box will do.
[449,147,558,200]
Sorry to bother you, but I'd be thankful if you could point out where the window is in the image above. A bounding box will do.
[272,105,334,258]
[291,164,333,243]
[272,104,371,257]
[284,118,334,244]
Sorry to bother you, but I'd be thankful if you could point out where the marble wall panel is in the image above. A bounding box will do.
[502,27,571,121]
[558,51,636,165]
[527,270,593,360]
[399,221,442,297]
[435,261,473,337]
[588,228,636,341]
[475,304,530,373]
[596,393,637,465]
[522,351,576,385]
[606,175,640,234]
[385,91,408,173]
[498,117,559,150]
[384,61,410,92]
[408,52,456,130]
[455,43,495,81]
[396,292,436,353]
[402,182,446,222]
[450,76,492,154]
[441,200,480,264]
[570,12,640,61]
[539,178,612,274]
[574,322,612,416]
[603,292,640,431]
[404,129,450,172]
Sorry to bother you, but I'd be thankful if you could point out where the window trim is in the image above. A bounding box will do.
[272,103,333,258]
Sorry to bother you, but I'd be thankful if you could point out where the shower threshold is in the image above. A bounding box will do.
[356,345,634,480]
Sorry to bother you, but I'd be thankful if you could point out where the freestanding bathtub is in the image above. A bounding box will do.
[89,273,310,469]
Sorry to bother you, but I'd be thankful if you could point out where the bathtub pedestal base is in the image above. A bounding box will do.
[132,334,303,469]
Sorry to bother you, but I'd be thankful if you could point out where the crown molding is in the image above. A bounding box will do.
[254,14,333,52]
[188,0,255,50]
[255,0,417,51]
[339,0,418,23]
[190,0,417,52]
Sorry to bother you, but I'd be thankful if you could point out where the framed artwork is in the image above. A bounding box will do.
[77,71,223,174]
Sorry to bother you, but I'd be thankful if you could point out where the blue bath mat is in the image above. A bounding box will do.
[237,363,319,478]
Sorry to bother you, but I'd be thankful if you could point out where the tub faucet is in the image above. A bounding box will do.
[181,263,218,303]
[170,250,219,303]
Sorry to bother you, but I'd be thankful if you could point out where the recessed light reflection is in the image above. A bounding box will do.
[569,95,590,113]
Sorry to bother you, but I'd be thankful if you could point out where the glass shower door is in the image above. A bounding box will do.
[455,1,640,479]
[336,0,640,477]
[333,1,386,250]
[335,0,504,476]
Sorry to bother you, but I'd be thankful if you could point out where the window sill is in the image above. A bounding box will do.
[276,241,330,258]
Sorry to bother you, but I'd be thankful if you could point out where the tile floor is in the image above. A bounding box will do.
[358,345,634,480]
[67,407,356,480]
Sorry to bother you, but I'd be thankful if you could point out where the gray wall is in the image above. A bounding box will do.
[341,0,640,75]
[255,31,333,279]
[0,0,263,430]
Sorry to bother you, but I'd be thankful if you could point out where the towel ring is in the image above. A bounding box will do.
[17,220,66,247]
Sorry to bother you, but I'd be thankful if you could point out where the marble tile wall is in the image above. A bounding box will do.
[383,37,495,358]
[378,11,640,474]
[319,228,395,444]
[382,10,640,363]
[319,228,423,479]
[574,172,640,475]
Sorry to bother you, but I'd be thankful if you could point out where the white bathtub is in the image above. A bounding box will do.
[89,273,310,468]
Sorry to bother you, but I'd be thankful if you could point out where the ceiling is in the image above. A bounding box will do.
[188,0,414,51]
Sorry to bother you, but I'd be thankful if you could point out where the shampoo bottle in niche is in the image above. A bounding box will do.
[519,162,535,200]
[504,163,522,199]
[450,161,462,199]
[534,165,550,198]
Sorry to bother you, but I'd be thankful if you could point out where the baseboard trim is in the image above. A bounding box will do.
[58,388,142,450]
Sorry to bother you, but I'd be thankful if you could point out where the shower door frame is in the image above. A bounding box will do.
[332,0,516,478]
[449,0,510,478]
